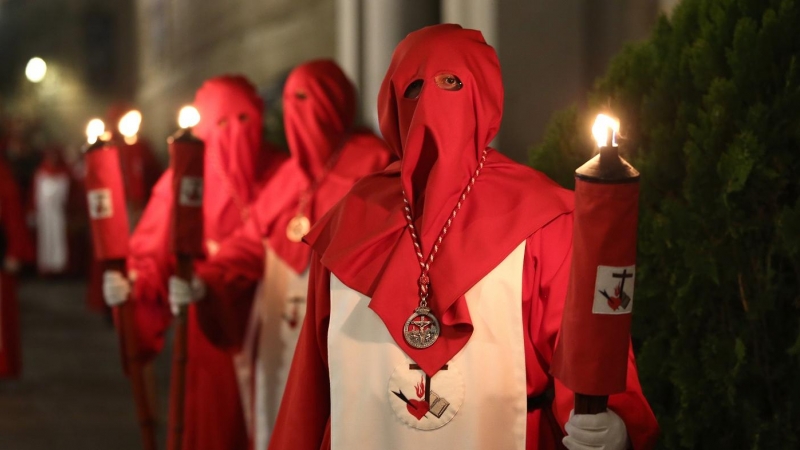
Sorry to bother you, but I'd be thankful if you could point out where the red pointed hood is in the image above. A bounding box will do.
[250,60,392,273]
[378,24,503,251]
[283,59,357,181]
[194,75,265,211]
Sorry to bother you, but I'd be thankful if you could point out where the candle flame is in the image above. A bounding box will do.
[86,118,105,144]
[178,105,200,129]
[118,110,142,138]
[592,114,620,148]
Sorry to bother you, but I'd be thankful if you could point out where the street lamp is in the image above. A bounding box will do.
[25,57,47,83]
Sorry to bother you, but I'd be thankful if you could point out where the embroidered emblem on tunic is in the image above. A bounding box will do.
[592,265,635,314]
[387,361,464,430]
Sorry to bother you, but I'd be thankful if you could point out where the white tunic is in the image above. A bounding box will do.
[328,241,528,450]
[235,245,308,450]
[35,172,70,273]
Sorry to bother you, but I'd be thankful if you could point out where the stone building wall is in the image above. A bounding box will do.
[134,0,337,154]
[495,0,660,162]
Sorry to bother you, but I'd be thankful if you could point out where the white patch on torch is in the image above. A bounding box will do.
[592,265,635,315]
[87,189,113,219]
[179,176,204,207]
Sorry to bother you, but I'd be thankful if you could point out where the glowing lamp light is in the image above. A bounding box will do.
[86,118,106,144]
[25,57,47,83]
[178,106,200,129]
[592,114,620,148]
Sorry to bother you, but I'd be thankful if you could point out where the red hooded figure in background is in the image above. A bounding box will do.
[167,60,393,450]
[105,104,162,215]
[102,76,286,450]
[0,157,34,378]
[267,25,658,450]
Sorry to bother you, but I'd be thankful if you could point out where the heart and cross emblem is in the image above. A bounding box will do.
[387,362,464,431]
[592,265,636,315]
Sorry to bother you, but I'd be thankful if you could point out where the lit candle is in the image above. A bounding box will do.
[83,118,129,258]
[82,118,158,449]
[86,118,106,146]
[552,113,641,414]
[576,113,636,181]
[166,105,205,450]
[118,110,142,146]
[168,105,205,262]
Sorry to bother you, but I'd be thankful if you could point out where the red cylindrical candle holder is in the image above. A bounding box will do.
[169,129,205,257]
[85,141,130,260]
[552,134,640,412]
[84,138,158,450]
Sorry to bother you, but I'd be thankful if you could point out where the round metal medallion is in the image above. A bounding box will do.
[403,306,440,349]
[286,215,311,243]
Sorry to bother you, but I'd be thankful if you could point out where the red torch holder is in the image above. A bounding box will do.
[551,140,640,415]
[166,128,204,450]
[84,141,158,450]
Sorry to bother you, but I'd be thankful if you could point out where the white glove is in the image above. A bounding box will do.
[103,270,131,307]
[563,409,630,450]
[169,275,206,315]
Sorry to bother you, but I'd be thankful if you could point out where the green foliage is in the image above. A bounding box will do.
[530,1,800,448]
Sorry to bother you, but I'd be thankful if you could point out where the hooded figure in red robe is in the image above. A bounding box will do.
[168,60,393,450]
[102,75,286,450]
[267,25,658,450]
[0,158,34,378]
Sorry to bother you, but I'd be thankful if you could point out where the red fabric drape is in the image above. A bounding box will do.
[269,222,659,450]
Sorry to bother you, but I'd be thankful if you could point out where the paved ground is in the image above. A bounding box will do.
[0,277,170,449]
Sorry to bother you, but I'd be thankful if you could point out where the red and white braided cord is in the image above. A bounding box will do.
[402,148,488,307]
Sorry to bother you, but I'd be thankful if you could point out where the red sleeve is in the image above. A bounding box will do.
[268,253,332,450]
[0,164,34,263]
[126,171,175,362]
[523,212,659,450]
[194,219,264,351]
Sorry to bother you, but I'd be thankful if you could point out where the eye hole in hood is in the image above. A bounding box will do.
[434,73,462,91]
[404,79,423,99]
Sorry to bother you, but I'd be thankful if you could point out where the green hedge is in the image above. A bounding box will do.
[530,1,800,448]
